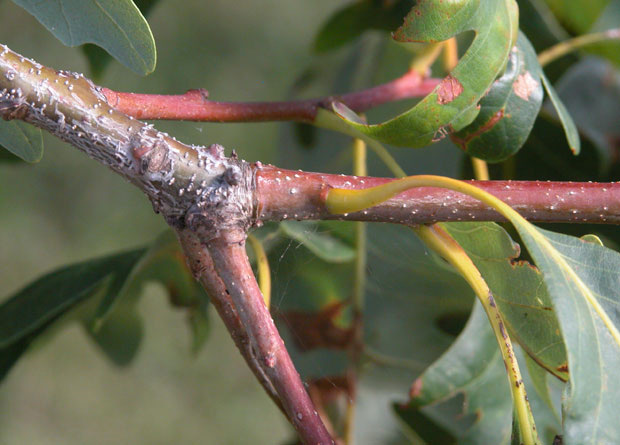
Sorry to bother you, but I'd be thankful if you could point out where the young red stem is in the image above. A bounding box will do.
[101,70,440,122]
[206,229,334,445]
[255,166,620,225]
[176,229,284,414]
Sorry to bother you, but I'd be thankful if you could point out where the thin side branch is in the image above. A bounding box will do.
[255,166,620,225]
[101,70,440,122]
[206,229,334,445]
[176,229,283,413]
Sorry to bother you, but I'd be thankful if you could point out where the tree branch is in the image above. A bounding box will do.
[2,42,619,445]
[100,70,440,122]
[255,166,620,225]
[206,228,334,444]
[176,229,284,414]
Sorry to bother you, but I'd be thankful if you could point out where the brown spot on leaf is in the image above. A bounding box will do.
[513,71,539,101]
[437,75,464,104]
[280,302,354,351]
[557,363,569,374]
[451,109,504,149]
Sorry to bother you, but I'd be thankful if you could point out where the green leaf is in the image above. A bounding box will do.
[0,120,43,163]
[320,0,519,149]
[396,301,514,443]
[541,72,581,155]
[543,0,611,34]
[313,0,413,53]
[0,232,210,380]
[0,147,21,163]
[442,222,568,381]
[524,354,558,418]
[279,221,356,263]
[12,0,157,75]
[395,300,561,444]
[86,302,144,366]
[392,404,458,444]
[451,33,543,163]
[80,0,161,78]
[506,225,620,444]
[0,249,145,349]
[0,313,63,380]
[89,230,210,354]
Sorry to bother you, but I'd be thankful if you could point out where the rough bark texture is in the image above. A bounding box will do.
[0,44,253,234]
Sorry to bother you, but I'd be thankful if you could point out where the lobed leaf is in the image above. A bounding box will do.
[327,0,518,149]
[395,301,561,444]
[451,33,543,163]
[511,225,620,444]
[396,301,514,444]
[12,0,156,75]
[442,222,568,381]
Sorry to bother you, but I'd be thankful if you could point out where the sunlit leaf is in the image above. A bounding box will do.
[0,120,43,163]
[319,0,518,149]
[509,225,620,444]
[12,0,156,75]
[451,33,543,162]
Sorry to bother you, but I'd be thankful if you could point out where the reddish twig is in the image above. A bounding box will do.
[176,229,284,414]
[101,70,440,122]
[206,229,334,445]
[255,166,620,225]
